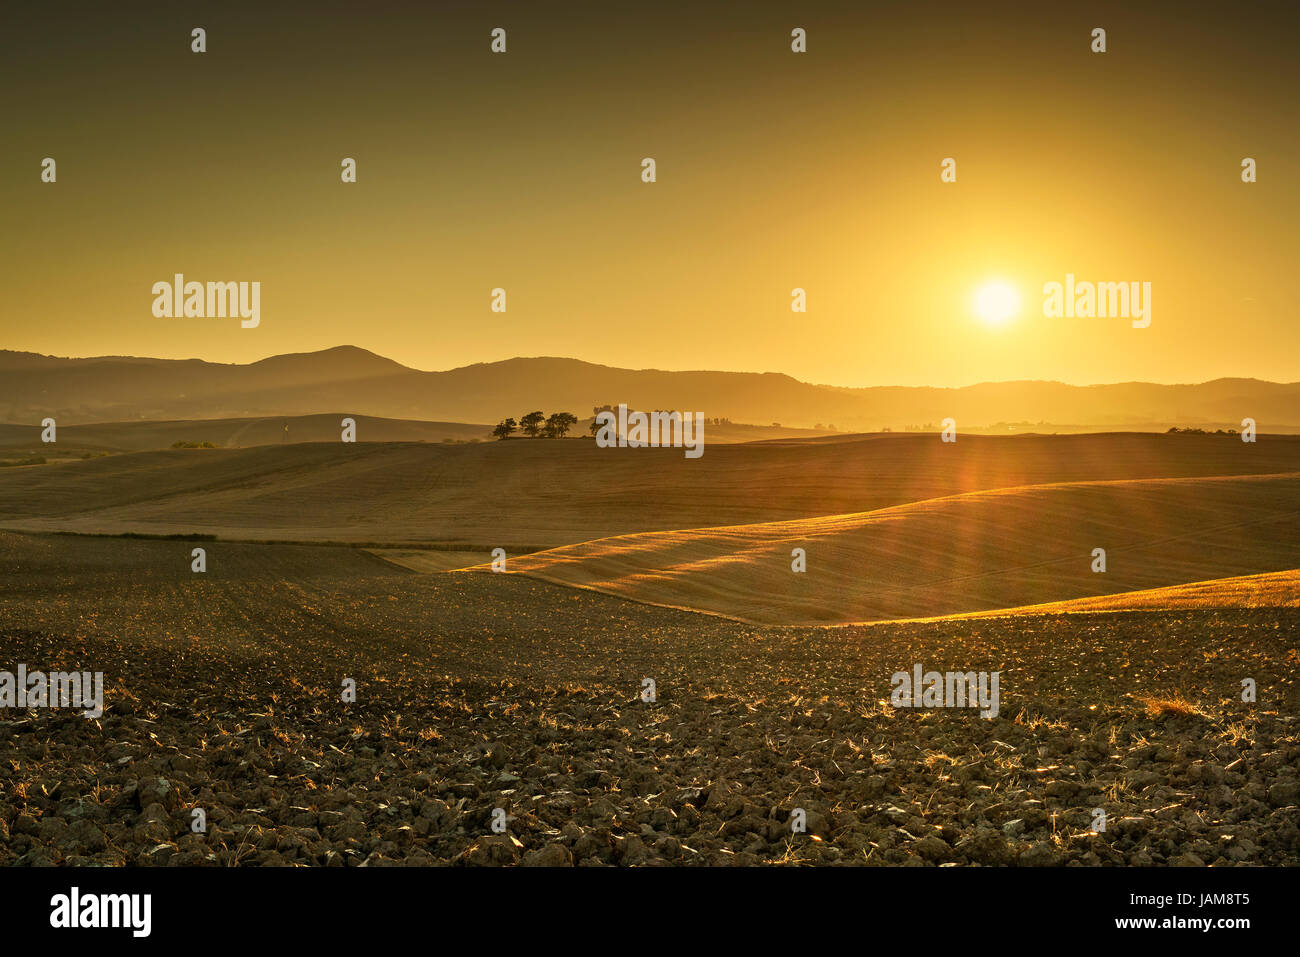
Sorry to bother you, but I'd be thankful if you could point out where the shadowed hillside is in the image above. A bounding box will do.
[0,414,492,451]
[2,433,1298,548]
[483,473,1300,623]
[0,413,832,453]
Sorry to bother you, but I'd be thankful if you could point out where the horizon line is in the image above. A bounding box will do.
[3,344,1298,392]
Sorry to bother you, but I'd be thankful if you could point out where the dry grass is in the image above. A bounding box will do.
[959,569,1300,618]
[484,473,1300,624]
[1134,694,1202,719]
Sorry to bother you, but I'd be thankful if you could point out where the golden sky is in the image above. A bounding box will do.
[3,0,1297,387]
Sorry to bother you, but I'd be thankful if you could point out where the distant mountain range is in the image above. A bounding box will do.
[3,346,1299,431]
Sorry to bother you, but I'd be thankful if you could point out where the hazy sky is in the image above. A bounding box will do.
[3,0,1297,387]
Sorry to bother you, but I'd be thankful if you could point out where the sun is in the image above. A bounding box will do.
[973,279,1021,326]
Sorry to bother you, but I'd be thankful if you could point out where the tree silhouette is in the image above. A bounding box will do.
[492,417,517,440]
[520,411,546,438]
[544,412,579,438]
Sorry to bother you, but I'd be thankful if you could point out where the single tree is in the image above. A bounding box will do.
[544,412,579,438]
[492,417,517,440]
[520,411,546,438]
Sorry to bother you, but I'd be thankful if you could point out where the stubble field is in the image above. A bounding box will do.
[2,531,1296,866]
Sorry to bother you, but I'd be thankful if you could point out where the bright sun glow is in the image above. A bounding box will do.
[973,280,1021,326]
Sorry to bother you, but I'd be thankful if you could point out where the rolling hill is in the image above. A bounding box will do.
[4,346,1300,431]
[0,414,492,452]
[0,413,834,453]
[927,569,1300,620]
[478,473,1300,624]
[2,431,1297,550]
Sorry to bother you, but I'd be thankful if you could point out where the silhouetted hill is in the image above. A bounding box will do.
[2,347,1298,430]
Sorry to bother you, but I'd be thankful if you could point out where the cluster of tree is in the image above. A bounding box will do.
[592,406,740,429]
[493,411,579,440]
[171,440,218,448]
[1166,427,1239,435]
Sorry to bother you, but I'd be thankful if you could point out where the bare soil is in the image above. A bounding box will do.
[2,532,1296,866]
